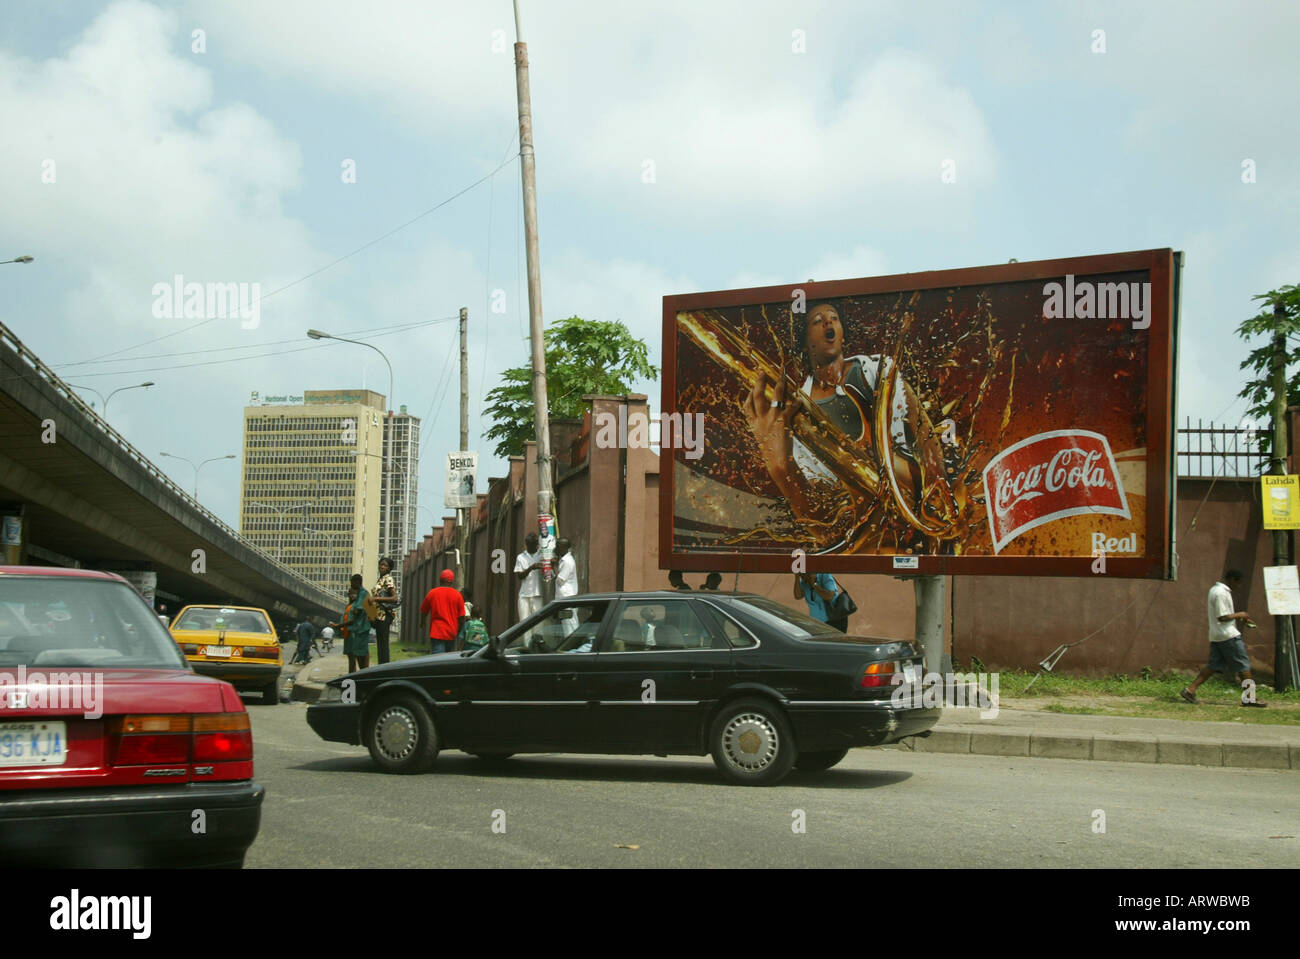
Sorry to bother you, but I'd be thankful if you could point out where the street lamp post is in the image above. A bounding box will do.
[0,255,33,265]
[160,452,236,499]
[103,381,155,417]
[68,384,106,411]
[247,501,310,562]
[307,329,395,573]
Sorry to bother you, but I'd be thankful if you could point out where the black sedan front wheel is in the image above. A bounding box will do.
[709,698,796,786]
[794,748,848,772]
[366,693,439,774]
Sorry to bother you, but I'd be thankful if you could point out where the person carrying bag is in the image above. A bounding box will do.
[795,572,856,633]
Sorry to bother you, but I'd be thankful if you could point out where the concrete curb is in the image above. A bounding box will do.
[909,728,1300,771]
[290,679,325,704]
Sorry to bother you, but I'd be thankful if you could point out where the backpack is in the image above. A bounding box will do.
[462,619,489,649]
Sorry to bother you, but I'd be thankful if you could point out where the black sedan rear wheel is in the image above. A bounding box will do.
[366,693,439,774]
[709,698,796,786]
[794,748,848,772]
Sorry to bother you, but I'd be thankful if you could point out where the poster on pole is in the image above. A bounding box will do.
[660,248,1179,578]
[445,452,477,509]
[1263,565,1300,616]
[1261,475,1300,529]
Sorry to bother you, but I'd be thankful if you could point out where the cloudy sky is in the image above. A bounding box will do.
[2,0,1296,534]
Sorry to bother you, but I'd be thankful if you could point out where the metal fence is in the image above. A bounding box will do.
[1176,417,1268,478]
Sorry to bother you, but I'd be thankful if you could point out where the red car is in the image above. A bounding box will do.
[0,567,263,867]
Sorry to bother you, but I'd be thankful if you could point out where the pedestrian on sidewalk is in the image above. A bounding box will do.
[292,619,317,665]
[460,598,489,652]
[329,574,372,673]
[319,625,334,654]
[1182,569,1266,706]
[555,538,579,636]
[514,532,544,624]
[795,571,848,632]
[456,589,474,650]
[420,569,466,654]
[370,557,399,664]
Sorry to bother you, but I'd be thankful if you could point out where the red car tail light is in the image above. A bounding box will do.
[181,644,199,654]
[107,715,192,765]
[107,713,252,766]
[860,661,901,688]
[193,713,253,763]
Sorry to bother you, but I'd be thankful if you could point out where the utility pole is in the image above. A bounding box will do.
[458,307,470,590]
[1270,301,1300,691]
[513,0,557,564]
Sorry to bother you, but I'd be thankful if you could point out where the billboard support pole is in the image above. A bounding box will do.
[914,576,946,675]
[514,2,557,553]
[1269,303,1299,692]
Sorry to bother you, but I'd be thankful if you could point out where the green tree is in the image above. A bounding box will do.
[483,315,658,458]
[1236,284,1300,465]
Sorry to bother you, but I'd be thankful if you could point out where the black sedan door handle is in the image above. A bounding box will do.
[691,669,713,680]
[557,673,577,682]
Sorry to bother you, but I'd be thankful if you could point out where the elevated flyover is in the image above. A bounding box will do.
[0,319,337,624]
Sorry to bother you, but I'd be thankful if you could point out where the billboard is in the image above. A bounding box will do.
[445,452,478,509]
[660,249,1179,578]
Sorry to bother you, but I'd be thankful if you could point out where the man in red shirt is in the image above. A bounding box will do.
[420,569,466,653]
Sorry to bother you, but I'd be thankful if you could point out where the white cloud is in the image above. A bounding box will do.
[196,0,994,223]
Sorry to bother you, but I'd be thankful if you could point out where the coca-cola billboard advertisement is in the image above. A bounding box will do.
[660,249,1178,578]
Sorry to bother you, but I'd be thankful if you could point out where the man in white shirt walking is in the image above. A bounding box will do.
[514,532,545,624]
[1182,569,1266,706]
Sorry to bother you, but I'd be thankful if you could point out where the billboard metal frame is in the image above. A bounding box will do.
[660,248,1179,579]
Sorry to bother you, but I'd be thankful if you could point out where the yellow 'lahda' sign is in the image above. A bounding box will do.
[1261,475,1300,529]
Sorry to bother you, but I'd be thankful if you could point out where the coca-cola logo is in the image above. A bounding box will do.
[982,430,1131,554]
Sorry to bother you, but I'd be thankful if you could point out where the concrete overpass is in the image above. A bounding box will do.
[0,319,338,625]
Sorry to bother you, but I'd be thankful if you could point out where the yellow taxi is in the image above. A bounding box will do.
[169,605,282,706]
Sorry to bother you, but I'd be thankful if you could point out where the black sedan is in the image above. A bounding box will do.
[307,591,938,785]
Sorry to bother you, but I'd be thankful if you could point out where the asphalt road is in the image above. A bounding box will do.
[244,700,1299,868]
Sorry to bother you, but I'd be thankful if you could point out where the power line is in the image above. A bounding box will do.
[416,341,459,464]
[61,316,456,379]
[55,315,458,370]
[65,153,520,369]
[475,132,521,443]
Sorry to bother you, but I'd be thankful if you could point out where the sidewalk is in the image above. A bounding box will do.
[906,700,1300,771]
[279,658,1300,771]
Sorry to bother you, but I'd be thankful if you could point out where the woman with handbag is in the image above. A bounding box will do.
[795,571,854,633]
[329,573,373,672]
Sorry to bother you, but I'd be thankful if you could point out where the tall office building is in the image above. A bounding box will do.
[239,388,386,598]
[381,406,420,596]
